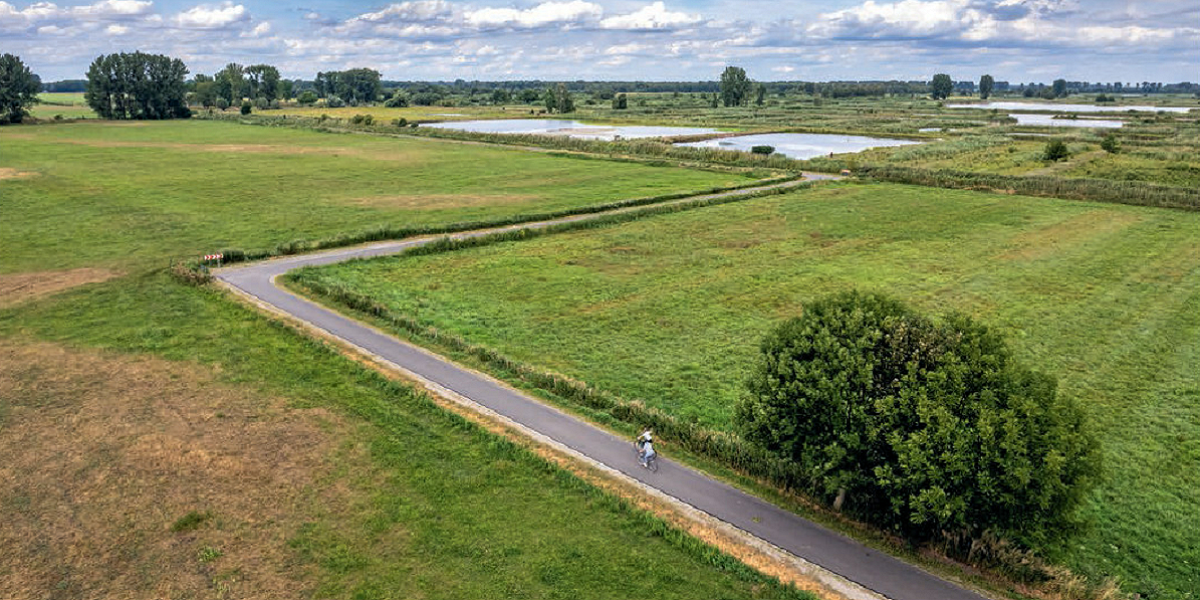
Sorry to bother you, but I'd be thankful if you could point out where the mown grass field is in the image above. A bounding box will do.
[0,119,746,273]
[31,92,95,119]
[292,182,1200,598]
[0,119,809,598]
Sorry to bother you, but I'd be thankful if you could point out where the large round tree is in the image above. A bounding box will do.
[736,291,1100,544]
[0,54,41,124]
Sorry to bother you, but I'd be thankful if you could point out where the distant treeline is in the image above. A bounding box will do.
[46,76,1200,100]
[42,79,87,93]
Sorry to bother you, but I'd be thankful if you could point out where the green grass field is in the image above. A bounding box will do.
[31,92,95,119]
[292,182,1200,598]
[0,274,813,600]
[0,120,746,273]
[0,118,816,598]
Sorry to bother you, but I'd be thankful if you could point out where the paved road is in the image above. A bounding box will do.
[217,178,988,600]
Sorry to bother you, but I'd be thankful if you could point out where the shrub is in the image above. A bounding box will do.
[254,97,269,110]
[297,90,317,105]
[392,117,407,127]
[240,100,252,115]
[350,114,373,125]
[735,290,1100,544]
[1100,133,1121,154]
[325,95,345,108]
[750,145,775,155]
[384,92,409,108]
[171,511,212,532]
[1042,139,1070,161]
[215,97,229,110]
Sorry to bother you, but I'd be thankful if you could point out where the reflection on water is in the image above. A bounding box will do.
[677,133,919,160]
[948,102,1192,113]
[425,119,718,140]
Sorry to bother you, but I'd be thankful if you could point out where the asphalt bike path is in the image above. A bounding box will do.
[217,177,988,600]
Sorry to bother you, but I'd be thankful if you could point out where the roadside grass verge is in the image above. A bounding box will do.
[0,272,816,600]
[287,182,1200,598]
[0,119,745,274]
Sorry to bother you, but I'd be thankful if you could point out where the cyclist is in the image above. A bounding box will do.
[636,428,653,458]
[640,439,656,469]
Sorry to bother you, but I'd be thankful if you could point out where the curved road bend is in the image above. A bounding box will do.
[217,177,988,600]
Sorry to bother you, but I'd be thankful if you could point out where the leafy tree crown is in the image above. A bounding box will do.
[736,290,1100,544]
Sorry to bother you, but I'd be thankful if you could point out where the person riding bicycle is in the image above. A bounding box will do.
[640,439,656,469]
[636,428,653,457]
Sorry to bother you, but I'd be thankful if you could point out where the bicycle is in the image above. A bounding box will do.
[634,441,659,472]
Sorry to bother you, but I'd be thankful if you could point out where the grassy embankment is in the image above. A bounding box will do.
[0,120,812,599]
[290,182,1200,599]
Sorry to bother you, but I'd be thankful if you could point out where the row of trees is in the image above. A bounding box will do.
[313,69,383,105]
[933,73,1079,100]
[85,52,190,120]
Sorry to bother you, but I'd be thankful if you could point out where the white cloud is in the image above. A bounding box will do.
[245,20,269,36]
[1,0,152,33]
[604,42,648,55]
[464,0,601,29]
[354,1,453,24]
[3,0,1197,83]
[600,1,701,30]
[81,0,153,17]
[812,0,984,38]
[175,1,247,29]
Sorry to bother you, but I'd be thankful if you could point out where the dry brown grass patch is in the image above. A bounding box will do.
[0,268,121,308]
[0,167,37,180]
[0,341,361,599]
[345,193,538,210]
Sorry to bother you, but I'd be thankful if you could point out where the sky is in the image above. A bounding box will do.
[2,0,1197,83]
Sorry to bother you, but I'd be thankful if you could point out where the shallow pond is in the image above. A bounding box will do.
[677,133,920,160]
[1011,114,1124,128]
[425,119,718,140]
[948,101,1192,113]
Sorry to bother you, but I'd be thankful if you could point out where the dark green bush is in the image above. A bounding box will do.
[171,510,212,532]
[240,100,252,115]
[735,290,1101,545]
[750,145,775,155]
[1043,139,1070,161]
[1100,133,1121,154]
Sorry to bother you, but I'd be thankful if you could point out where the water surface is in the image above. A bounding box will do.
[1011,114,1124,128]
[678,133,920,160]
[426,119,718,140]
[948,102,1192,113]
